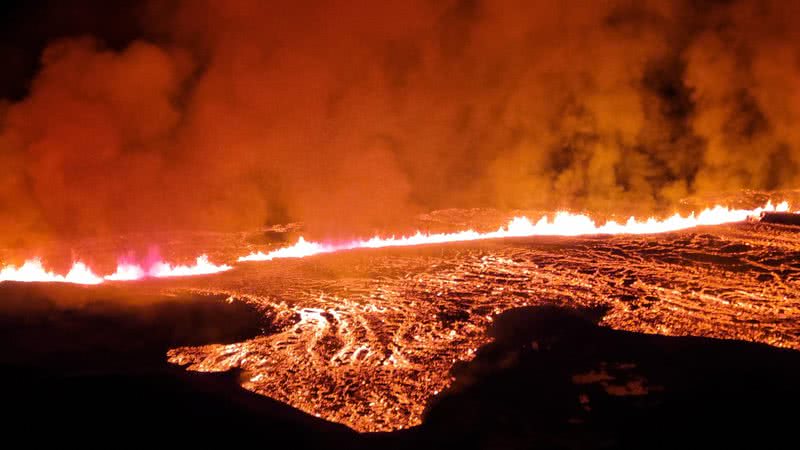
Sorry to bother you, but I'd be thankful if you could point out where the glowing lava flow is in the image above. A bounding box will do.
[1,255,232,285]
[0,259,103,285]
[239,201,793,262]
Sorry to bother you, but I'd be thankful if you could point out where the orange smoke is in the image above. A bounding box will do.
[1,1,800,245]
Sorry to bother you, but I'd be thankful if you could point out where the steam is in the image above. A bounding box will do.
[1,0,799,245]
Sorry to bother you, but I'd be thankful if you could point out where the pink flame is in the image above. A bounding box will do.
[104,255,232,281]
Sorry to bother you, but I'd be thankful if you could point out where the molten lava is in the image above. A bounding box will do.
[2,198,800,431]
[238,201,792,262]
[169,201,800,432]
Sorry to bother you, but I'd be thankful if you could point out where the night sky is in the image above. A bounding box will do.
[0,0,142,100]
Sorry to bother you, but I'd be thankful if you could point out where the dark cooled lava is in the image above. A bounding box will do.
[152,214,800,432]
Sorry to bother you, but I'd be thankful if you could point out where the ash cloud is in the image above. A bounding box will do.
[1,0,799,245]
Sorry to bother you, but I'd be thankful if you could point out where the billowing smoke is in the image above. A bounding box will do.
[1,0,799,245]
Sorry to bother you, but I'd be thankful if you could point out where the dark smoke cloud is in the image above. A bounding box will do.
[1,0,799,245]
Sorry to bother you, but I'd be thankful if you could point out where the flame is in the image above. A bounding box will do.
[239,201,792,262]
[103,263,146,281]
[1,255,231,285]
[1,201,795,284]
[103,255,232,281]
[147,255,233,278]
[0,259,103,285]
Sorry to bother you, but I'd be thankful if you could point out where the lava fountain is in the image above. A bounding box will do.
[0,255,232,285]
[238,201,792,262]
[104,255,233,281]
[1,200,794,285]
[0,259,103,285]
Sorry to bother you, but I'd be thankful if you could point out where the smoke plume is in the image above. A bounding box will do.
[2,0,799,245]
